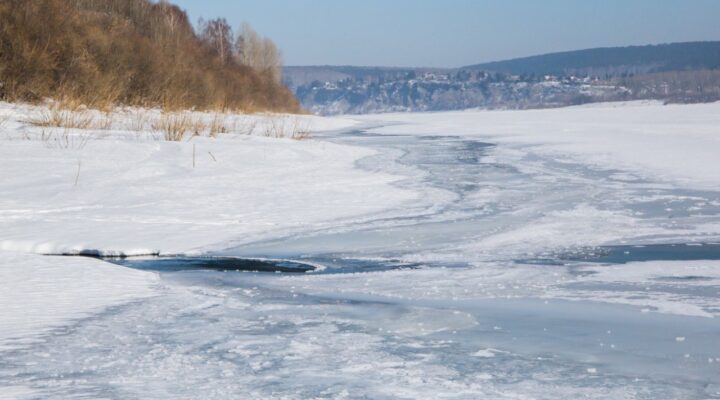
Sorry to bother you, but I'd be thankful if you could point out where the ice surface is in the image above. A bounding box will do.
[1,271,718,399]
[360,101,720,190]
[1,101,720,398]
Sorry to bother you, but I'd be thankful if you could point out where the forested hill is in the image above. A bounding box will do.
[465,41,720,77]
[285,41,720,115]
[0,0,299,112]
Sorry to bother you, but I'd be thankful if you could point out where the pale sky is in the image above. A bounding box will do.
[173,0,720,68]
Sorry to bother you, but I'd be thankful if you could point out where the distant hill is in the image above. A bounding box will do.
[465,41,720,77]
[284,41,720,115]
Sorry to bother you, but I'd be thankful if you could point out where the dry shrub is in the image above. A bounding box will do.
[0,114,9,129]
[97,112,114,130]
[152,113,237,139]
[39,128,91,149]
[262,116,312,140]
[208,114,231,137]
[236,118,258,135]
[290,118,312,140]
[23,100,116,130]
[128,111,151,132]
[187,117,209,137]
[262,117,284,138]
[151,113,193,141]
[0,0,300,113]
[26,107,95,130]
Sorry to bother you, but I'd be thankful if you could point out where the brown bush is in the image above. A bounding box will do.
[0,0,300,113]
[151,113,193,142]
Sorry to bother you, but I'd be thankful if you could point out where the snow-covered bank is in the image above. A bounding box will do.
[360,101,720,190]
[0,252,158,350]
[0,102,415,351]
[0,102,415,256]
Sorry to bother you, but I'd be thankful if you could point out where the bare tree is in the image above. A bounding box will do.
[235,22,282,83]
[200,18,233,64]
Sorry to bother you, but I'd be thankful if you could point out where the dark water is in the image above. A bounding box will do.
[524,243,720,266]
[83,242,720,275]
[106,256,316,273]
[103,255,447,275]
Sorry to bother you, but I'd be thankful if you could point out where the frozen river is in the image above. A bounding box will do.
[2,128,720,399]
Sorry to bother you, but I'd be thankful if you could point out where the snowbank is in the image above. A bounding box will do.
[0,102,415,256]
[0,103,415,349]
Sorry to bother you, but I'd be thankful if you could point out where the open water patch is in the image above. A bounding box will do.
[521,243,720,266]
[102,256,317,273]
[564,243,720,264]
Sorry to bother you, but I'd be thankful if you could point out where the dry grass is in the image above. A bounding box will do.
[149,112,240,140]
[208,114,232,137]
[39,128,91,149]
[236,118,258,135]
[187,117,209,137]
[97,112,114,130]
[19,103,310,144]
[128,112,150,132]
[151,113,192,141]
[262,116,312,140]
[23,101,116,131]
[290,118,312,140]
[26,107,95,130]
[262,117,285,138]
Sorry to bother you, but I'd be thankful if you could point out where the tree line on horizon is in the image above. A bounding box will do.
[0,0,299,112]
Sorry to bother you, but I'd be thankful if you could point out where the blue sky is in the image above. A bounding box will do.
[173,0,720,68]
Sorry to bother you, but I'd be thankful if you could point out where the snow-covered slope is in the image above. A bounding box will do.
[0,103,415,256]
[0,102,415,351]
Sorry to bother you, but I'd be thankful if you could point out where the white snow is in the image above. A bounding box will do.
[360,101,720,190]
[573,260,720,284]
[0,102,414,351]
[471,348,497,358]
[0,102,415,256]
[0,251,158,350]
